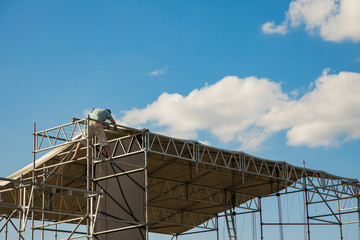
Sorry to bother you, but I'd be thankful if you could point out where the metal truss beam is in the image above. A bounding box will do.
[146,133,358,195]
[148,206,217,230]
[148,177,259,210]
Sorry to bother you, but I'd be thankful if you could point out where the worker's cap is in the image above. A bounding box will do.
[106,109,111,114]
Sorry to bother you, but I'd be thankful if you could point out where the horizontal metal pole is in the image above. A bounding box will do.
[32,217,84,229]
[59,234,87,240]
[94,216,146,226]
[149,221,217,231]
[0,176,101,195]
[263,184,353,200]
[30,209,87,219]
[35,120,86,135]
[33,227,86,234]
[308,217,338,225]
[176,228,217,236]
[336,209,360,215]
[94,167,145,181]
[94,224,145,236]
[92,150,145,164]
[308,196,358,205]
[309,212,344,219]
[218,209,259,217]
[0,187,21,193]
[262,222,337,226]
[36,133,68,143]
[342,220,360,224]
[0,203,20,210]
[149,205,216,218]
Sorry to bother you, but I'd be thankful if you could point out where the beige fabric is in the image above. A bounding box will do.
[80,121,109,146]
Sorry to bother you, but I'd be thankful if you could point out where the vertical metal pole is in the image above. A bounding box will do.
[259,197,264,240]
[90,139,94,236]
[5,219,8,240]
[145,131,149,240]
[55,222,57,240]
[303,161,311,240]
[337,199,343,240]
[216,215,219,240]
[193,143,199,175]
[41,164,46,240]
[91,137,96,238]
[252,211,257,240]
[31,203,34,240]
[41,197,44,240]
[304,183,311,240]
[32,122,36,240]
[86,116,91,240]
[358,189,360,240]
[18,175,23,240]
[277,193,284,240]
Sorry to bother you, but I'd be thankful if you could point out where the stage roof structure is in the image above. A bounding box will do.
[0,118,359,240]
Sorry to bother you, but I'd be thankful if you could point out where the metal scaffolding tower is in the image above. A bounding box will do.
[0,118,359,239]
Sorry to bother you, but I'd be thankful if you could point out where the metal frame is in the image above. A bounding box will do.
[0,118,359,239]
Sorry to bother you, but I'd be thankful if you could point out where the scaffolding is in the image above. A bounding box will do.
[0,118,359,239]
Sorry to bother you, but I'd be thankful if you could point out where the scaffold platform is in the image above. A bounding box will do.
[0,118,359,239]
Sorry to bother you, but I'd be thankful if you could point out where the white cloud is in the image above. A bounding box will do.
[121,70,360,151]
[259,69,360,147]
[147,66,169,76]
[262,21,288,35]
[121,76,288,150]
[262,0,360,43]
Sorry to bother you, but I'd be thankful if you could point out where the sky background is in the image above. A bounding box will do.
[0,0,360,239]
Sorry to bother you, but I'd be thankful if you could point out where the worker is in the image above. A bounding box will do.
[72,108,117,160]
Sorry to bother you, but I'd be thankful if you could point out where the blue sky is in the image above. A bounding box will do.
[0,0,360,239]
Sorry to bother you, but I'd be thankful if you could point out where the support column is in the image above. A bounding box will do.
[303,161,311,240]
[216,215,219,240]
[86,116,91,240]
[5,219,8,240]
[32,122,36,240]
[55,222,58,240]
[41,165,46,240]
[304,185,311,240]
[358,189,360,240]
[337,199,343,240]
[145,131,149,240]
[276,193,284,240]
[258,197,264,240]
[91,137,96,238]
[18,175,23,240]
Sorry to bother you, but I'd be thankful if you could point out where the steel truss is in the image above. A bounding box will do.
[0,118,359,239]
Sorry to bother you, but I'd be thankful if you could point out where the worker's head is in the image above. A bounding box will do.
[106,109,111,114]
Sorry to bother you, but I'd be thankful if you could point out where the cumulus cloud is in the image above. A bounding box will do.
[262,21,288,35]
[259,69,360,147]
[121,76,288,150]
[120,70,360,150]
[262,0,360,43]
